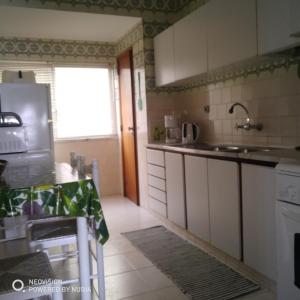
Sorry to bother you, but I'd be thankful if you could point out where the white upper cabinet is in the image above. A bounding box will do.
[174,6,208,81]
[257,0,299,55]
[206,0,257,70]
[290,0,300,38]
[154,26,175,87]
[154,0,300,86]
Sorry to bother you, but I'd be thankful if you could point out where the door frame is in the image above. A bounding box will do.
[117,48,140,205]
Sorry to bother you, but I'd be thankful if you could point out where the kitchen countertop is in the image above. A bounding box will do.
[147,143,300,165]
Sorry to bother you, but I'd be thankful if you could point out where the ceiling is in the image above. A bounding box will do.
[0,6,141,43]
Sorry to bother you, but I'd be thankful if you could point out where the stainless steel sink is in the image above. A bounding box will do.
[177,144,216,151]
[213,145,277,153]
[177,144,278,154]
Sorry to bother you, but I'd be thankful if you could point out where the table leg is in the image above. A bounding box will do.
[77,217,91,300]
[96,242,105,300]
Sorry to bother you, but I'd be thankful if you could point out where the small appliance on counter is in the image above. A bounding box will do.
[182,122,200,144]
[164,115,181,144]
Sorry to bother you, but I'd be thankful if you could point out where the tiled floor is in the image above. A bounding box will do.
[0,196,276,300]
[99,196,276,300]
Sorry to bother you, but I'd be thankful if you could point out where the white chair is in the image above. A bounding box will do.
[26,159,105,300]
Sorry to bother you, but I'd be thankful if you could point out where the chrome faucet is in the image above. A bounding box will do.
[228,102,263,131]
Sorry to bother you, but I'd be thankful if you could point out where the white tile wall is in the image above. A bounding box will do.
[147,65,300,147]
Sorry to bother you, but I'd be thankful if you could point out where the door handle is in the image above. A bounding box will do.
[128,126,134,131]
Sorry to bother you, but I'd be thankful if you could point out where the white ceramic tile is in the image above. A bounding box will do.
[103,238,138,257]
[222,87,231,104]
[105,270,151,300]
[104,254,135,276]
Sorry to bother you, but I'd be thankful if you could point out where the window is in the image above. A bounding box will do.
[0,61,117,140]
[55,67,116,139]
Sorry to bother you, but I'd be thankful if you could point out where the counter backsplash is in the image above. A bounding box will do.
[147,65,300,147]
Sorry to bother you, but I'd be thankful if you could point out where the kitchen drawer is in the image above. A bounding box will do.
[148,175,166,191]
[149,186,167,204]
[148,163,165,179]
[147,149,165,167]
[149,197,167,217]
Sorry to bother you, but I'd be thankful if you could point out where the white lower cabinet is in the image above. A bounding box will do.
[147,147,276,271]
[185,155,210,242]
[208,159,241,259]
[242,164,277,281]
[165,152,186,228]
[147,149,167,217]
[149,197,167,217]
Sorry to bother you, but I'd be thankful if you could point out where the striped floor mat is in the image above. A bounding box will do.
[122,226,260,300]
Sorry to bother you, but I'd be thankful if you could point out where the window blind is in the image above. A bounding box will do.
[0,60,116,139]
[0,60,57,135]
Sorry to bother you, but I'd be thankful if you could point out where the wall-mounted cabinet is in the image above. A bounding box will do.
[257,0,300,55]
[154,0,300,87]
[206,0,257,70]
[174,6,208,82]
[290,0,300,38]
[154,26,175,86]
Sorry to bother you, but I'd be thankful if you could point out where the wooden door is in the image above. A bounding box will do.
[117,50,139,205]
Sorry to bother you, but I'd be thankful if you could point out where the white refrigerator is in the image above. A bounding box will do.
[0,83,54,178]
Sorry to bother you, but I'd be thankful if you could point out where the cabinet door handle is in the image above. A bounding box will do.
[128,127,134,131]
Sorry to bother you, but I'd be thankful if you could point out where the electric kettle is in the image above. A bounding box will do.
[182,122,200,144]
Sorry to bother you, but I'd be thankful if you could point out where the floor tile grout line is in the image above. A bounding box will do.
[118,285,190,300]
[104,264,159,279]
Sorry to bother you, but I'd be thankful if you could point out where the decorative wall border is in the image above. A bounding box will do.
[0,0,181,14]
[2,0,299,94]
[115,22,143,55]
[146,54,300,94]
[0,37,116,61]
